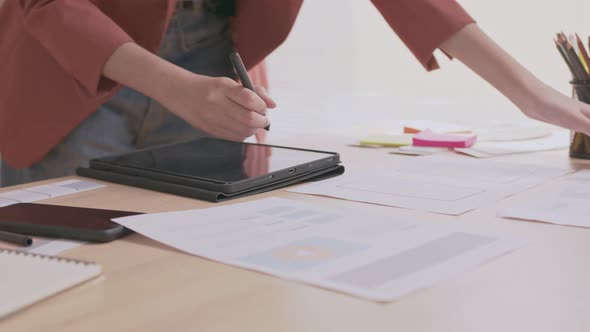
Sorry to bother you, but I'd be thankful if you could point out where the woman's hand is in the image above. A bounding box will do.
[254,87,276,143]
[163,76,276,141]
[516,82,590,136]
[441,24,590,135]
[102,42,276,141]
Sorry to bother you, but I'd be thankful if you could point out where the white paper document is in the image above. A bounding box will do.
[288,156,572,215]
[498,170,590,228]
[114,198,522,302]
[455,131,569,158]
[0,179,104,205]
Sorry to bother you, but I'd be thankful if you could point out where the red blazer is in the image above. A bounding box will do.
[0,0,473,168]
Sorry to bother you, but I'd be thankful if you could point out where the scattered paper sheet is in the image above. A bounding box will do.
[455,131,569,158]
[0,190,49,203]
[498,170,590,228]
[0,180,105,204]
[289,156,572,215]
[475,124,552,142]
[0,179,103,255]
[390,146,448,156]
[113,198,522,302]
[394,120,472,134]
[0,198,18,208]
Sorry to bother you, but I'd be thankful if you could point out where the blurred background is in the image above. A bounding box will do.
[268,0,589,100]
[263,0,590,138]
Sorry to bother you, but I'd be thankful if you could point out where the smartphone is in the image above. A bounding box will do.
[0,203,142,242]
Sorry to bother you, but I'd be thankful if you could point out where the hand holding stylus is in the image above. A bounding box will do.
[230,51,273,131]
[103,43,275,142]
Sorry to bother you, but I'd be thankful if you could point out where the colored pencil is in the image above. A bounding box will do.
[559,33,589,81]
[575,34,590,73]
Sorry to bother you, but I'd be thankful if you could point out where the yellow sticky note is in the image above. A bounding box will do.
[360,134,414,147]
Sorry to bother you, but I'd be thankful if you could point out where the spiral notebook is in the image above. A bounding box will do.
[0,249,102,319]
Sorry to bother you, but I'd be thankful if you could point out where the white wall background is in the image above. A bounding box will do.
[266,0,590,113]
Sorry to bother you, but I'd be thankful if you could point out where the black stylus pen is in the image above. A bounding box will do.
[229,51,271,131]
[0,230,33,246]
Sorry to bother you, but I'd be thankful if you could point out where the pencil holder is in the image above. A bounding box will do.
[570,80,590,159]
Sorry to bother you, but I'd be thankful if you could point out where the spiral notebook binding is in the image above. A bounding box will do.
[0,248,97,266]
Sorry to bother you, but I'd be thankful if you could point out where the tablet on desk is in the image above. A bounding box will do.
[77,138,344,202]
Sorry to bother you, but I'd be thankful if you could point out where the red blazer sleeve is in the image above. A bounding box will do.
[19,0,137,96]
[0,0,175,168]
[233,0,304,69]
[371,0,475,71]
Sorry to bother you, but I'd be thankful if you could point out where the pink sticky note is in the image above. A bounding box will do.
[413,129,477,148]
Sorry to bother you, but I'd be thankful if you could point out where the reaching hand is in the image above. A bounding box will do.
[439,24,590,137]
[517,83,590,136]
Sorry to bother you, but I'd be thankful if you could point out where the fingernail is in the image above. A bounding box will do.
[262,87,273,98]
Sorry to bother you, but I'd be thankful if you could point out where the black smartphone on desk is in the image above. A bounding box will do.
[0,203,142,242]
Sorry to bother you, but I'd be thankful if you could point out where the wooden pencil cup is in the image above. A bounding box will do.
[570,80,590,159]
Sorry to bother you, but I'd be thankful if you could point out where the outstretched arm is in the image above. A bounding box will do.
[440,23,590,136]
[370,0,590,135]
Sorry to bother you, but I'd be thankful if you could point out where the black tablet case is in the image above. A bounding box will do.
[77,164,344,202]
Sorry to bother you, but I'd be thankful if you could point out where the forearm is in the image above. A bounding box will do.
[440,23,541,108]
[102,42,195,103]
